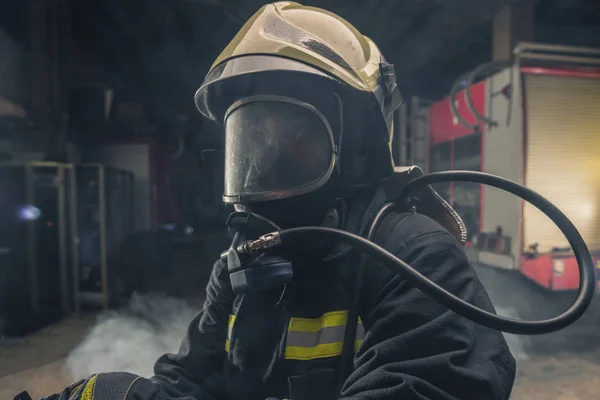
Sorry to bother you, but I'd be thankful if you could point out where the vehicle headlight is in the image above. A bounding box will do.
[553,259,565,276]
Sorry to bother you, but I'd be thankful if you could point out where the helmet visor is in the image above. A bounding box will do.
[223,97,335,203]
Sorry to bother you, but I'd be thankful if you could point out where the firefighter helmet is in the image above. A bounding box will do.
[195,1,403,204]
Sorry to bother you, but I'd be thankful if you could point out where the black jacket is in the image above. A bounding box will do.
[150,211,516,400]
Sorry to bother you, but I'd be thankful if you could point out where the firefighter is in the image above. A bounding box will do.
[30,2,515,400]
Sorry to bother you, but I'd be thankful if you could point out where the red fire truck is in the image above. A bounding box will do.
[397,43,600,291]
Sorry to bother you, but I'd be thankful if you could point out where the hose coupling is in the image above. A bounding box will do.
[237,232,282,254]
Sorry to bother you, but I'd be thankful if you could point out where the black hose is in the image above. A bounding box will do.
[398,171,594,333]
[274,171,595,335]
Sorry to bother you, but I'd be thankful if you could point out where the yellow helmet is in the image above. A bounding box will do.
[195,2,402,204]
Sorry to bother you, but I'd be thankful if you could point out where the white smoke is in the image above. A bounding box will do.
[66,293,198,380]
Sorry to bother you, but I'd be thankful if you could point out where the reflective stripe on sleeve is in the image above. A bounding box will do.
[355,318,365,351]
[225,314,236,352]
[284,311,365,360]
[80,374,97,400]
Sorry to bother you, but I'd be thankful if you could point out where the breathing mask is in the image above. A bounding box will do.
[222,96,337,206]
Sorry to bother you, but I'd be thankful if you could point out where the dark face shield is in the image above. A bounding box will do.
[223,97,336,204]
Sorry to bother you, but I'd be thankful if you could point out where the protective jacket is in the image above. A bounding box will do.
[149,210,516,399]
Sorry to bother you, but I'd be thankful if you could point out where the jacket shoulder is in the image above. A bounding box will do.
[373,211,458,255]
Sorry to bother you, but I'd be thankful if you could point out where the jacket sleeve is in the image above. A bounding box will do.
[151,259,235,399]
[340,213,516,400]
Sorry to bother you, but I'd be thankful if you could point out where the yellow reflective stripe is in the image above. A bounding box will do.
[288,310,348,332]
[285,342,344,360]
[355,316,365,351]
[225,314,236,352]
[80,375,97,400]
[285,311,366,360]
[225,311,365,357]
[357,317,365,337]
[354,339,364,351]
[228,314,236,332]
[68,383,83,400]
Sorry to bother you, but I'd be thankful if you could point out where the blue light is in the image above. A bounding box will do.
[17,205,42,221]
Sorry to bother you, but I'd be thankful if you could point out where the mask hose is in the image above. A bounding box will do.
[236,171,595,335]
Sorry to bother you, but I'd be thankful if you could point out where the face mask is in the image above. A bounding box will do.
[222,97,336,206]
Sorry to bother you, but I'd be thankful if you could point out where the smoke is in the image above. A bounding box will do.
[66,293,198,380]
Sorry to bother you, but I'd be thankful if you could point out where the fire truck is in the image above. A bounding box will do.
[395,43,600,291]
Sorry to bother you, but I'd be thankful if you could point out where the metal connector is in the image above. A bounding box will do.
[237,232,282,254]
[259,232,282,248]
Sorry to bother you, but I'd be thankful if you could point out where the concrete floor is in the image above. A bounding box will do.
[511,354,600,399]
[0,359,72,399]
[0,315,95,399]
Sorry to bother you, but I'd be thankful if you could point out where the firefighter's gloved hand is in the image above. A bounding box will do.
[29,373,165,400]
[207,258,236,305]
[12,378,86,400]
